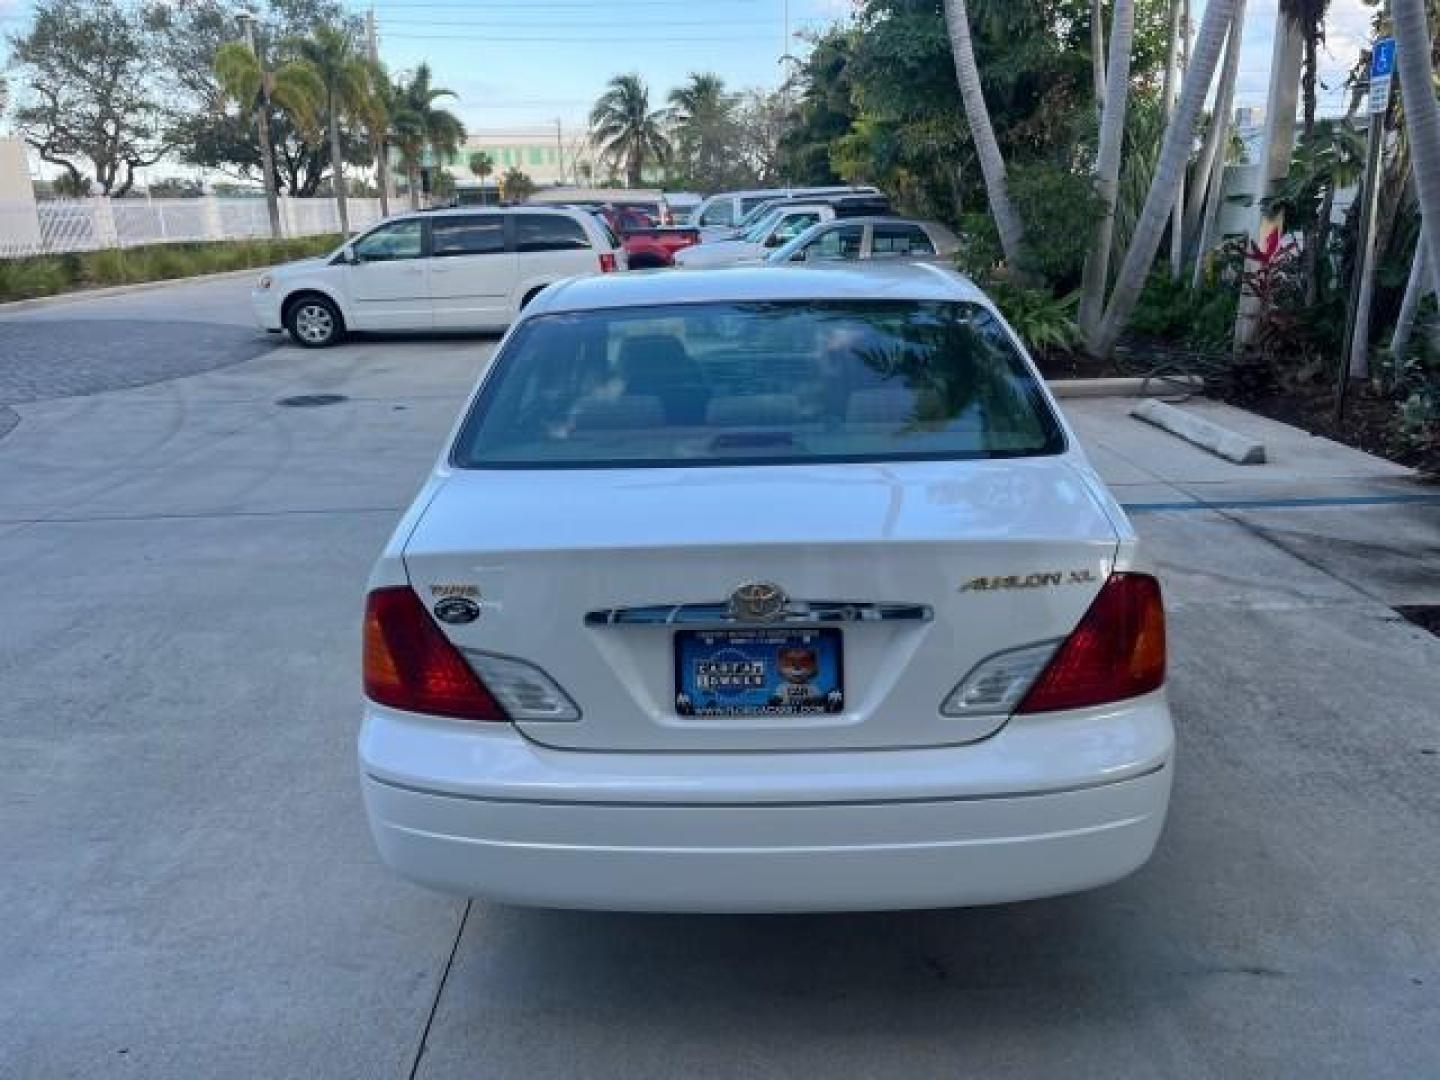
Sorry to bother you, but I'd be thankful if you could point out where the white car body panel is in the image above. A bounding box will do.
[359,262,1174,912]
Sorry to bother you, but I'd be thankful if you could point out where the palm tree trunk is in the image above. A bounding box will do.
[1092,0,1239,357]
[256,104,283,240]
[376,137,391,217]
[1233,11,1304,351]
[1184,0,1246,273]
[1078,0,1136,343]
[943,0,1026,273]
[1303,181,1333,307]
[1395,0,1440,305]
[1164,0,1188,279]
[328,101,350,235]
[1091,0,1107,116]
[407,164,420,211]
[1390,238,1434,358]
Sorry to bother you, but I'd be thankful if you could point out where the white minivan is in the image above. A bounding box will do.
[251,207,625,347]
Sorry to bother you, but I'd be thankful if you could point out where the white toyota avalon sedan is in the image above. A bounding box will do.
[359,262,1174,913]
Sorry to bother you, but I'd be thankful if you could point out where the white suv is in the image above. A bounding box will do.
[252,207,625,347]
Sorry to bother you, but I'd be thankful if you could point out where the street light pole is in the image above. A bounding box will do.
[239,12,283,240]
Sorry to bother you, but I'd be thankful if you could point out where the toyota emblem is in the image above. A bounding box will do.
[729,581,788,622]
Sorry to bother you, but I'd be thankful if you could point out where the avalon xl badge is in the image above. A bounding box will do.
[729,581,788,622]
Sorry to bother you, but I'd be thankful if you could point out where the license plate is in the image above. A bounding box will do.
[674,628,843,717]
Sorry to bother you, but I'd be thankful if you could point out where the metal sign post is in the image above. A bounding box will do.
[1336,37,1395,423]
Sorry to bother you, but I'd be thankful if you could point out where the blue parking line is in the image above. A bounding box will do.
[1122,493,1440,513]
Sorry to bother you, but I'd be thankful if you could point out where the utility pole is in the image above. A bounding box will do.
[555,118,565,186]
[1336,37,1395,421]
[366,6,393,212]
[239,12,282,240]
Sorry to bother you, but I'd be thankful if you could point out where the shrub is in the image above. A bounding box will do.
[0,234,342,303]
[1008,163,1102,290]
[988,283,1082,356]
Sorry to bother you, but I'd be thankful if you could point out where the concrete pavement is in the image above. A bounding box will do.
[1,276,1437,1079]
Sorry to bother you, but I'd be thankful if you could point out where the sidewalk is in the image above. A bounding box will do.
[1065,395,1440,607]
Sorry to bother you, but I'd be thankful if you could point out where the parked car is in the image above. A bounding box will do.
[358,261,1174,912]
[665,191,704,222]
[251,207,624,347]
[585,205,701,268]
[674,197,891,268]
[528,187,672,224]
[767,217,962,264]
[692,185,881,236]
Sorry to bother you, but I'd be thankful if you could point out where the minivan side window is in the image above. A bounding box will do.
[352,219,424,261]
[512,214,591,252]
[431,216,505,257]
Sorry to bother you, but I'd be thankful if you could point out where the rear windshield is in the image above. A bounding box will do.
[451,300,1064,470]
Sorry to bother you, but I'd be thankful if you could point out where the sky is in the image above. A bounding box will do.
[0,0,1384,138]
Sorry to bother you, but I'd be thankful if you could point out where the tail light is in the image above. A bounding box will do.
[1016,573,1166,713]
[363,587,506,721]
[599,252,618,273]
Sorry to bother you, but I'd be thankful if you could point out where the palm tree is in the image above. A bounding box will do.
[214,39,322,239]
[1394,0,1440,303]
[1183,0,1246,275]
[1233,5,1305,349]
[942,0,1025,272]
[1092,0,1240,356]
[1390,239,1434,358]
[590,74,670,187]
[390,64,465,210]
[296,25,371,236]
[351,60,395,218]
[468,151,494,205]
[668,72,735,188]
[1078,0,1136,343]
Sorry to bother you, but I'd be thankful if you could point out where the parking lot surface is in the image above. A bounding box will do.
[2,276,1437,1078]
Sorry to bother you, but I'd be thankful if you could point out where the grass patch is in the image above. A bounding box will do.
[0,234,343,302]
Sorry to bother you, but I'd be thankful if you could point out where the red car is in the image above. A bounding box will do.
[593,205,700,269]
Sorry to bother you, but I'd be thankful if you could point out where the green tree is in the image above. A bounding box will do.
[590,73,670,187]
[1093,0,1240,355]
[9,0,172,196]
[468,151,494,204]
[148,0,366,198]
[213,38,322,236]
[390,63,465,209]
[296,24,371,234]
[501,167,535,203]
[667,73,739,189]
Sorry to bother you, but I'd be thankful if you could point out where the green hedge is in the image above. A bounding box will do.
[0,234,343,303]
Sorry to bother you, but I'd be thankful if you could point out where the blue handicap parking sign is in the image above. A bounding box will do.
[1371,37,1395,78]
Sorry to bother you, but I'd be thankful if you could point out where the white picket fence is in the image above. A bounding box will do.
[0,196,390,258]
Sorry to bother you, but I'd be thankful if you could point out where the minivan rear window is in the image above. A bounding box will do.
[513,214,591,252]
[451,301,1064,469]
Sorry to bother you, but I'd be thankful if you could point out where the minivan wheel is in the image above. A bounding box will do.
[285,295,343,348]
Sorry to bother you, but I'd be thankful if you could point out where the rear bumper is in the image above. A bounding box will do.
[360,697,1174,913]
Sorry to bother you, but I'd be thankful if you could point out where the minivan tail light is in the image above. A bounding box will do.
[363,587,507,721]
[599,252,618,273]
[1016,573,1166,714]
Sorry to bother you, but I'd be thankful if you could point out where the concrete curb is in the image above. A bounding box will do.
[1048,375,1205,398]
[1131,398,1267,464]
[0,267,264,314]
